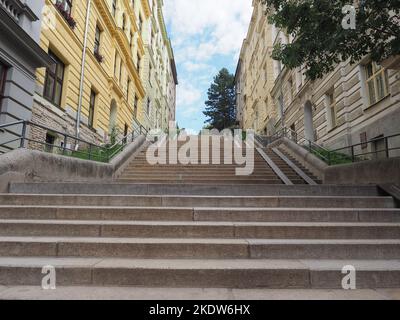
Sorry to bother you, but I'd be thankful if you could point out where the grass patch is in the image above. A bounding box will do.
[68,144,125,163]
[306,146,354,165]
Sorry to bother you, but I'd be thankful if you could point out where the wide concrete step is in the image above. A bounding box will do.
[3,286,400,300]
[1,257,400,289]
[0,195,394,208]
[8,183,381,197]
[117,179,285,185]
[1,206,399,222]
[0,220,399,239]
[124,164,271,168]
[1,237,400,259]
[119,174,281,179]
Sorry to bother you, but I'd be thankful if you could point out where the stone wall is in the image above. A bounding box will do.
[28,96,104,152]
[0,135,147,192]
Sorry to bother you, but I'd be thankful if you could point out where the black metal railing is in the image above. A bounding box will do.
[258,127,400,166]
[286,129,400,166]
[260,127,298,145]
[0,120,148,162]
[324,134,400,165]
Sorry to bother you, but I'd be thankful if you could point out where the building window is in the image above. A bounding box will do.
[112,0,117,18]
[137,54,141,74]
[138,15,143,33]
[45,132,56,153]
[288,78,294,102]
[93,25,104,63]
[94,25,101,54]
[88,89,96,128]
[122,13,126,31]
[277,95,284,119]
[44,51,65,108]
[119,60,123,83]
[130,32,134,51]
[147,98,151,114]
[127,79,131,98]
[365,62,389,106]
[327,92,337,129]
[56,0,73,15]
[0,63,7,105]
[114,51,118,76]
[134,95,138,118]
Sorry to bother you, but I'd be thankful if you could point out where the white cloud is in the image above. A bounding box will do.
[164,0,253,131]
[176,82,202,108]
[164,0,252,63]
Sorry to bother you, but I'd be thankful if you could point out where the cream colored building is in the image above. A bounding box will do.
[269,30,400,158]
[237,0,400,158]
[141,0,177,132]
[235,0,276,135]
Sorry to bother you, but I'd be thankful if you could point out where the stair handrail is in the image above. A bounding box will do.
[0,120,146,163]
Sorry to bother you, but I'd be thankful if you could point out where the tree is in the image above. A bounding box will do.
[262,0,400,80]
[203,68,236,130]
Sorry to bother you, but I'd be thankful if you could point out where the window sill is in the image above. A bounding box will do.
[42,96,65,113]
[88,126,97,134]
[327,126,338,134]
[363,93,391,111]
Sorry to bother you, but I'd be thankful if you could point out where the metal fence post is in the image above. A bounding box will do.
[89,144,92,160]
[351,146,355,162]
[63,135,67,155]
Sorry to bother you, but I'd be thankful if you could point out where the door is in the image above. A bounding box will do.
[304,101,315,142]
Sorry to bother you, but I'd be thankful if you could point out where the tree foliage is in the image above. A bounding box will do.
[203,68,236,130]
[262,0,400,79]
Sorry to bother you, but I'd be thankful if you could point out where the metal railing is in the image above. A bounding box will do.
[260,127,298,145]
[0,120,148,163]
[258,127,400,166]
[325,134,400,165]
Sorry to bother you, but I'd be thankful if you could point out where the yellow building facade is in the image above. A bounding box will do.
[30,0,173,147]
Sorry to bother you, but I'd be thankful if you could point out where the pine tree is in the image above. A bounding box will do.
[203,68,236,131]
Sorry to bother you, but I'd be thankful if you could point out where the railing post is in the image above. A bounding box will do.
[351,146,355,162]
[20,121,27,148]
[385,137,390,158]
[63,135,67,155]
[89,144,92,160]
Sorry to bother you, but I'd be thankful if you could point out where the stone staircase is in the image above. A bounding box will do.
[263,147,322,184]
[0,137,399,299]
[118,139,283,184]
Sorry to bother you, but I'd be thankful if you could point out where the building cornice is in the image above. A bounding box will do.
[0,8,52,68]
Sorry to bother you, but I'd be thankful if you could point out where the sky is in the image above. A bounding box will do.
[164,0,253,133]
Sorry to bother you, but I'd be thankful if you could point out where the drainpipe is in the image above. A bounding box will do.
[76,0,92,142]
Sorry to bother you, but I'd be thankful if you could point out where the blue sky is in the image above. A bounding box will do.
[164,0,253,133]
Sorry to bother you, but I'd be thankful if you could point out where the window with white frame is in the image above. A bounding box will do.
[326,91,337,129]
[365,62,389,106]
